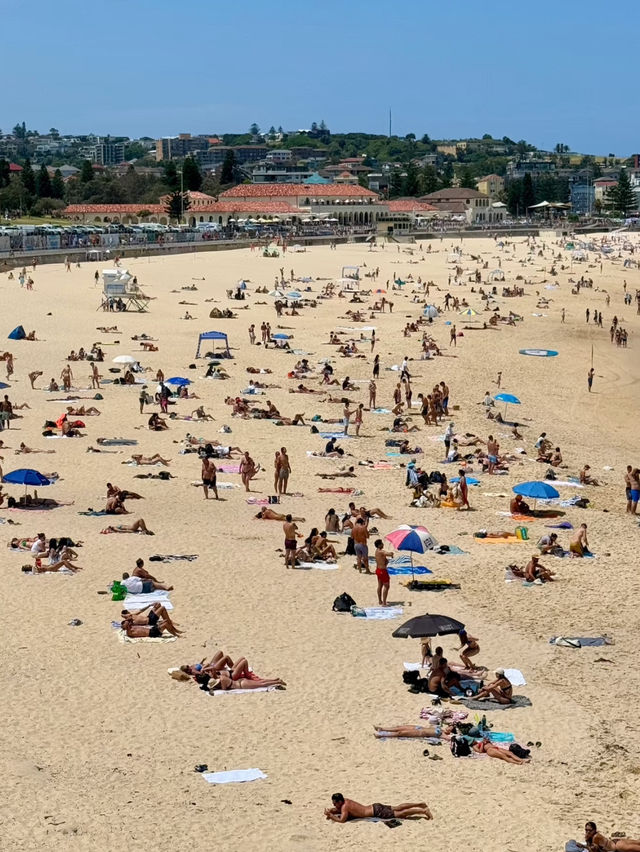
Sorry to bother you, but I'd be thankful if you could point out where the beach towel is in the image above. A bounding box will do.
[545,522,573,529]
[320,433,353,440]
[78,510,109,516]
[148,554,198,562]
[295,561,339,570]
[549,636,613,648]
[117,629,176,643]
[99,438,138,446]
[217,464,240,474]
[432,545,467,555]
[124,592,172,610]
[400,579,460,591]
[372,408,391,414]
[387,565,431,576]
[202,769,267,784]
[353,606,403,620]
[476,535,521,544]
[208,687,277,696]
[460,695,532,711]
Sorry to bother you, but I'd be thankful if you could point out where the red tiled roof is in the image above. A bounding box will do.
[193,201,299,213]
[9,162,23,172]
[387,200,438,212]
[63,204,165,214]
[221,183,378,199]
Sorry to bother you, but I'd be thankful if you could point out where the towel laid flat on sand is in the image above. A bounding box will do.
[117,629,176,643]
[124,592,172,611]
[202,769,267,784]
[550,636,613,648]
[295,561,339,570]
[78,510,108,516]
[461,695,532,711]
[208,687,277,696]
[476,535,522,544]
[355,606,403,620]
[320,432,353,440]
[217,464,240,474]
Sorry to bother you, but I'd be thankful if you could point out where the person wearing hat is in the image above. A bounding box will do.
[475,670,513,705]
[525,553,555,583]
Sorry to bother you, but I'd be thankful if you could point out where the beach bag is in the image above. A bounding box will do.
[332,592,356,613]
[403,670,419,685]
[110,581,126,601]
[450,736,471,758]
[509,743,531,759]
[515,526,529,540]
[345,536,355,556]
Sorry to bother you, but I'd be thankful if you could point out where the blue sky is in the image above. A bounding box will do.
[3,0,638,154]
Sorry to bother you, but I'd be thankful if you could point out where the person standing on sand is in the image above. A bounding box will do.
[561,308,565,323]
[278,446,291,494]
[283,514,300,568]
[240,450,258,492]
[352,518,370,573]
[354,403,364,436]
[273,450,281,492]
[458,468,470,510]
[372,354,380,379]
[487,435,499,474]
[628,467,640,515]
[368,380,377,410]
[91,361,101,390]
[374,538,392,606]
[587,367,594,392]
[201,456,218,500]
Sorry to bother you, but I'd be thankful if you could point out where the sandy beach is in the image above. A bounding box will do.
[1,233,639,851]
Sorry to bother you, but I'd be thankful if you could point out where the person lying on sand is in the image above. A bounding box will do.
[289,384,323,394]
[203,658,286,691]
[581,820,640,851]
[106,483,143,500]
[472,738,529,764]
[349,501,391,520]
[129,453,170,466]
[316,467,356,479]
[373,723,451,739]
[16,442,56,455]
[255,507,305,522]
[121,604,184,636]
[474,670,513,704]
[121,613,181,639]
[103,519,154,534]
[325,793,432,823]
[33,539,83,573]
[65,405,100,416]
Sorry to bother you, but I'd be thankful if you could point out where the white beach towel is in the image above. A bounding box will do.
[208,687,277,696]
[202,769,267,785]
[403,662,424,671]
[295,561,339,570]
[503,668,527,686]
[124,592,173,611]
[359,606,403,620]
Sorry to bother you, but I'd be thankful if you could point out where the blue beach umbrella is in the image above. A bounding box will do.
[0,381,9,390]
[513,480,559,510]
[286,291,302,301]
[494,392,521,417]
[165,377,191,386]
[3,468,52,496]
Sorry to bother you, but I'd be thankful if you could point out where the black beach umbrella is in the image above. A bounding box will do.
[392,613,465,639]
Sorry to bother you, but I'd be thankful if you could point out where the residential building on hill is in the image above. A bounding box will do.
[420,188,505,224]
[476,174,504,199]
[92,140,125,166]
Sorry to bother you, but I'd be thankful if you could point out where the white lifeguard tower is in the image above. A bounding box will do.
[99,269,151,312]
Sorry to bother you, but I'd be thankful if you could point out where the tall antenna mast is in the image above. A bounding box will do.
[389,107,392,137]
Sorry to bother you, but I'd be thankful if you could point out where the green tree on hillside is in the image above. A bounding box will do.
[163,161,179,191]
[220,149,237,185]
[36,164,52,198]
[459,166,477,190]
[182,156,202,191]
[419,165,440,195]
[606,170,637,216]
[50,168,65,199]
[0,158,10,188]
[249,123,260,136]
[389,169,404,198]
[80,159,94,182]
[164,190,191,222]
[403,161,420,196]
[522,172,536,211]
[21,158,36,194]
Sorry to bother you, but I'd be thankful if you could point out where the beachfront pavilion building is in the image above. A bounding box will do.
[419,188,506,224]
[376,199,439,233]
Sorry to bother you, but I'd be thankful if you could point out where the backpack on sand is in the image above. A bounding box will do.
[450,736,471,758]
[332,592,356,613]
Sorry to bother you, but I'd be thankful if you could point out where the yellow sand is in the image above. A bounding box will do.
[1,233,639,851]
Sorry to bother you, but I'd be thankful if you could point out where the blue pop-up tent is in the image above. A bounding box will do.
[195,331,230,358]
[8,325,26,340]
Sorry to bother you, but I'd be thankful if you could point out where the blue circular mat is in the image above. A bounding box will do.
[519,348,558,357]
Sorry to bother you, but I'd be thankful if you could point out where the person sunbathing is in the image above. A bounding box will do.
[34,539,83,573]
[207,658,286,691]
[103,518,154,534]
[325,793,432,823]
[373,723,450,739]
[121,570,171,592]
[129,453,170,466]
[316,467,356,479]
[290,384,323,394]
[474,670,513,704]
[121,603,184,636]
[121,614,181,639]
[472,738,529,764]
[16,442,56,455]
[66,405,100,416]
[525,554,555,583]
[255,507,305,522]
[582,821,640,851]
